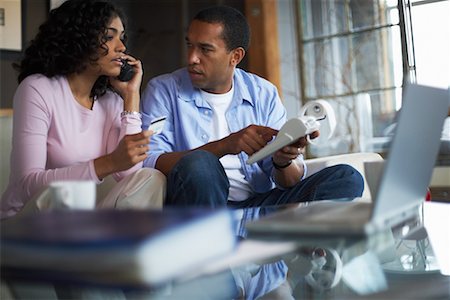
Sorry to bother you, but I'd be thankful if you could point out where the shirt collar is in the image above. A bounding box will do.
[233,70,254,107]
[178,68,255,108]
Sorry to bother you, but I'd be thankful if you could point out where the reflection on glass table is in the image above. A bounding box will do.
[229,203,449,299]
[2,202,449,300]
[231,205,388,298]
[382,226,440,274]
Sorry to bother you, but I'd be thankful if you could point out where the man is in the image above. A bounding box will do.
[141,5,363,208]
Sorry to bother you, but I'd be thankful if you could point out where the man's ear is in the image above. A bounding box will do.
[230,47,245,66]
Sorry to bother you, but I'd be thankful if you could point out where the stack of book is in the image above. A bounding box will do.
[1,208,237,287]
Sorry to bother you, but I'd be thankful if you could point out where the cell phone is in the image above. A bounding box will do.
[117,59,135,82]
[148,116,167,134]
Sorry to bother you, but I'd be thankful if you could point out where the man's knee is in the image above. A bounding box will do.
[166,150,229,207]
[306,164,364,200]
[172,150,226,181]
[331,164,364,197]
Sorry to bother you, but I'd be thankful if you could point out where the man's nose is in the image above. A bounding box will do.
[187,49,200,65]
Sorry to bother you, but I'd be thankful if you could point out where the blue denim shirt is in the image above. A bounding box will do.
[141,67,305,193]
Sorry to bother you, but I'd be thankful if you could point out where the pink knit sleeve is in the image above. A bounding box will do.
[10,79,99,202]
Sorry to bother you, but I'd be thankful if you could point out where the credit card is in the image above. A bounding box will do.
[148,116,167,134]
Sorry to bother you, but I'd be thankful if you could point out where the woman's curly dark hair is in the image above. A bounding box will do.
[15,0,127,98]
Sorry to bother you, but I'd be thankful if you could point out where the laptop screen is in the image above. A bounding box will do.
[371,84,449,227]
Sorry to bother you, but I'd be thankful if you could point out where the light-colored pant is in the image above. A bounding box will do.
[96,167,166,210]
[16,168,166,217]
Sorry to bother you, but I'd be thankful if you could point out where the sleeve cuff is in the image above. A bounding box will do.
[121,114,142,135]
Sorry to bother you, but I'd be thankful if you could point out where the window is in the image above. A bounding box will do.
[410,0,449,88]
[294,0,449,157]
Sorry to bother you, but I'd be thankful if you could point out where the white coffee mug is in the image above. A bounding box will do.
[49,180,96,210]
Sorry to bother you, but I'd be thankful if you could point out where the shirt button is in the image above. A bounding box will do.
[202,134,208,140]
[204,110,209,115]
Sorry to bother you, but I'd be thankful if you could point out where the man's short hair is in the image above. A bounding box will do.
[193,5,250,52]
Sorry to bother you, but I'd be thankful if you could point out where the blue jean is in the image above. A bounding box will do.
[165,150,364,208]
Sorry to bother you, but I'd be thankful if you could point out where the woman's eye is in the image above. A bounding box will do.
[106,36,114,41]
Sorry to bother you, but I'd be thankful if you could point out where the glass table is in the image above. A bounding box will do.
[2,201,449,299]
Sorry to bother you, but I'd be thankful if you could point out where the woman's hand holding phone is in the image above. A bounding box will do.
[110,54,143,112]
[117,60,135,82]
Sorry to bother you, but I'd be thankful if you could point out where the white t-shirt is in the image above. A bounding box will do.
[200,87,253,201]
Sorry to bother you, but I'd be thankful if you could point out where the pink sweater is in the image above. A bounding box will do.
[1,74,143,219]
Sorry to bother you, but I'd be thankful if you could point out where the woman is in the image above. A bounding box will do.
[0,0,165,219]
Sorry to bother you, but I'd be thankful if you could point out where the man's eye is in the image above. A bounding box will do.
[202,47,211,53]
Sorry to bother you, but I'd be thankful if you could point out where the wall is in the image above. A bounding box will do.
[0,0,245,109]
[0,0,48,108]
[0,113,12,194]
[119,0,244,89]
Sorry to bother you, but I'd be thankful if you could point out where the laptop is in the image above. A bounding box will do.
[246,83,449,238]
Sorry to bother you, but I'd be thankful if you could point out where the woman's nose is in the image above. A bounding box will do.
[116,39,126,53]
